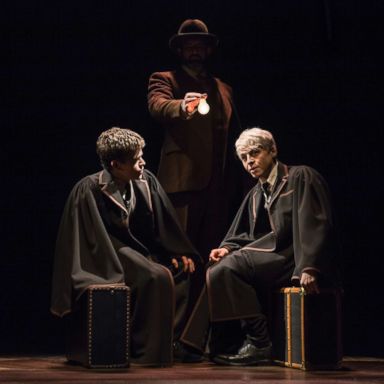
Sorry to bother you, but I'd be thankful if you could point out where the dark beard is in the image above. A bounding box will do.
[183,58,205,72]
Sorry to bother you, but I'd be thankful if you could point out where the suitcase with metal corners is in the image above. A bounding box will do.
[66,284,130,368]
[271,287,342,370]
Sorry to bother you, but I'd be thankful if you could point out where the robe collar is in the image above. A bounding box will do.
[252,162,289,216]
[268,162,289,207]
[98,170,153,214]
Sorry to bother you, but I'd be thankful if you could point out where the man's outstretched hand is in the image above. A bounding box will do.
[181,92,207,115]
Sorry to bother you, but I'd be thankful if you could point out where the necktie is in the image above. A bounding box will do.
[261,182,271,206]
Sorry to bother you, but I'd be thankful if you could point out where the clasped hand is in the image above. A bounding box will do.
[171,256,195,273]
[209,248,229,263]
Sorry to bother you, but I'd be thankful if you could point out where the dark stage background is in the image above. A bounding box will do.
[3,1,383,357]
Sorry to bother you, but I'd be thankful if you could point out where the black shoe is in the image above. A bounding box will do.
[173,341,204,363]
[211,342,271,366]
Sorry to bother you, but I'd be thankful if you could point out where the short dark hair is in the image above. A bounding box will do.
[96,127,145,170]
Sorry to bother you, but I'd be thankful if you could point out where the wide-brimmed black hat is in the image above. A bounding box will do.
[169,19,219,52]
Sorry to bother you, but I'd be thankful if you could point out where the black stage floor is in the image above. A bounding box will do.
[0,356,383,384]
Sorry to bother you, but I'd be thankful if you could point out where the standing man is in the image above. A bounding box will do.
[148,19,242,260]
[51,127,202,366]
[180,127,341,365]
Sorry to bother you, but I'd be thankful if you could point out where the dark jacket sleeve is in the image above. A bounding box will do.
[291,166,338,280]
[50,177,125,317]
[143,170,202,263]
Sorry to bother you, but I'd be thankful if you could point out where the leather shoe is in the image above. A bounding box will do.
[211,342,271,366]
[173,341,203,363]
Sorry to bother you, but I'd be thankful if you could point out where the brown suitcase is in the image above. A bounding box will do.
[66,284,130,368]
[271,287,342,370]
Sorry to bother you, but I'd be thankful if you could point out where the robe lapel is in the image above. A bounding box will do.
[269,163,289,208]
[133,178,153,213]
[251,184,264,230]
[98,170,128,214]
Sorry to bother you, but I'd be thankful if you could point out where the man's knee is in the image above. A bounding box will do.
[138,263,173,293]
[208,257,239,283]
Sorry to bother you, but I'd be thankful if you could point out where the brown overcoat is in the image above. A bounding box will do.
[148,69,238,193]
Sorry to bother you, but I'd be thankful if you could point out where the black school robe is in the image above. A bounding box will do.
[180,162,341,352]
[207,162,340,321]
[50,169,200,366]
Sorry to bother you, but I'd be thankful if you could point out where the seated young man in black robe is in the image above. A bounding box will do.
[179,127,340,365]
[50,127,202,366]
